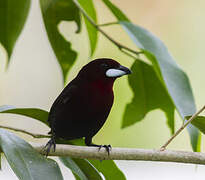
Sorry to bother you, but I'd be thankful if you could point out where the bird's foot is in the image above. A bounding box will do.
[43,138,56,157]
[85,138,112,155]
[98,144,112,156]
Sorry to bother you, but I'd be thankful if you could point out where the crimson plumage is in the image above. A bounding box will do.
[45,58,131,155]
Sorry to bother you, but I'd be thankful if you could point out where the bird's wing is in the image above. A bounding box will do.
[48,84,78,123]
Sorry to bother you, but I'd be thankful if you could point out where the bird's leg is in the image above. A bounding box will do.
[44,136,56,157]
[85,137,112,155]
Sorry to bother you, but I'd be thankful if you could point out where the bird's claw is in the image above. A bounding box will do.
[98,144,112,155]
[43,138,56,157]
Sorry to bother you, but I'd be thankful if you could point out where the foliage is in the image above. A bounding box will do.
[0,128,63,180]
[187,116,205,135]
[0,0,202,179]
[0,0,30,63]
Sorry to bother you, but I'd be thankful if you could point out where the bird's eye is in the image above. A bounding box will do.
[101,63,109,68]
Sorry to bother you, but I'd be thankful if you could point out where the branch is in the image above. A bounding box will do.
[73,0,142,57]
[160,105,205,151]
[0,125,50,139]
[2,125,205,165]
[33,143,205,165]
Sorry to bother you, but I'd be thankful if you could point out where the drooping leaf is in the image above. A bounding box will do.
[102,0,129,21]
[0,105,49,126]
[0,0,30,64]
[77,0,98,56]
[0,128,63,180]
[123,60,175,134]
[39,0,81,82]
[59,157,103,180]
[120,21,199,151]
[88,159,126,180]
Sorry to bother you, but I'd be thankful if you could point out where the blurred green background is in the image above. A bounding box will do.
[0,0,205,179]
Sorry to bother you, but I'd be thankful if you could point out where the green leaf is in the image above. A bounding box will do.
[0,106,126,178]
[88,160,126,180]
[60,157,102,180]
[0,128,63,180]
[102,0,129,21]
[121,22,196,118]
[120,21,199,151]
[186,116,205,135]
[0,0,30,63]
[39,0,81,82]
[0,105,49,126]
[123,60,175,134]
[77,0,98,56]
[102,0,199,150]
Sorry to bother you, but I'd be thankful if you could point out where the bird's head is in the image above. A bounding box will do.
[77,58,131,83]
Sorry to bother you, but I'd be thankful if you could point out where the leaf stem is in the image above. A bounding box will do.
[98,21,119,27]
[0,125,50,138]
[160,105,205,151]
[73,0,142,57]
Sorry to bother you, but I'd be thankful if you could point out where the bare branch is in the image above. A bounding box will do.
[33,143,205,165]
[1,125,205,165]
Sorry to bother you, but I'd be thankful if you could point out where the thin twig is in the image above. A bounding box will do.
[32,143,205,165]
[73,0,141,57]
[98,21,119,27]
[160,105,205,151]
[0,125,50,138]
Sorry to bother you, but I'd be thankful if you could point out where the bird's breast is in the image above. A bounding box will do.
[80,81,114,117]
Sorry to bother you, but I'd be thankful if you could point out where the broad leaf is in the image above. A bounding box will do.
[77,0,98,55]
[60,157,102,180]
[0,106,126,178]
[0,105,49,126]
[102,0,129,21]
[102,0,199,150]
[0,129,63,180]
[123,60,175,134]
[120,21,199,151]
[0,0,30,63]
[88,160,126,180]
[121,22,196,119]
[187,116,205,135]
[39,0,81,82]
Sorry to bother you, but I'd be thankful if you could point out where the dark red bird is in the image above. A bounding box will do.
[45,58,131,155]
